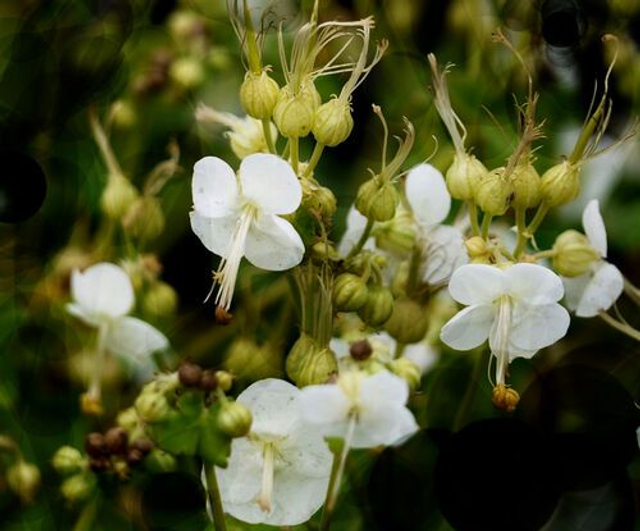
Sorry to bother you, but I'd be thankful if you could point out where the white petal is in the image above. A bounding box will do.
[582,199,607,257]
[216,438,262,506]
[65,302,100,327]
[505,263,564,304]
[299,384,351,427]
[337,206,370,258]
[422,225,468,285]
[239,154,301,215]
[192,156,239,217]
[189,211,237,257]
[448,264,506,305]
[244,215,304,271]
[510,302,570,351]
[562,273,591,312]
[105,316,169,363]
[355,403,418,448]
[440,304,495,350]
[71,263,134,319]
[403,343,438,374]
[574,262,624,317]
[329,337,350,359]
[360,370,409,408]
[261,472,329,526]
[280,426,333,478]
[237,379,302,438]
[405,163,451,226]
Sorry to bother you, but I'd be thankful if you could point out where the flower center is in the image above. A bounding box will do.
[257,442,276,513]
[212,204,257,311]
[493,296,512,386]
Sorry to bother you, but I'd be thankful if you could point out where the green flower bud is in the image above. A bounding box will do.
[117,407,140,432]
[135,391,170,424]
[358,285,394,327]
[286,334,338,387]
[109,99,137,129]
[390,260,410,297]
[333,273,369,312]
[310,241,340,262]
[169,56,205,90]
[475,167,514,216]
[240,70,280,120]
[52,446,85,476]
[6,461,41,504]
[552,229,600,277]
[217,401,253,438]
[215,370,234,392]
[445,152,487,201]
[384,298,429,344]
[143,280,178,317]
[374,209,416,256]
[61,474,95,504]
[101,174,139,221]
[144,449,178,473]
[225,338,283,381]
[355,178,399,222]
[511,162,541,210]
[302,182,337,218]
[312,98,354,147]
[389,358,421,390]
[125,197,165,241]
[464,236,489,259]
[540,160,581,207]
[273,80,321,138]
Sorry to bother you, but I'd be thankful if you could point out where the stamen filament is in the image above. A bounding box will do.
[494,297,512,386]
[257,443,276,513]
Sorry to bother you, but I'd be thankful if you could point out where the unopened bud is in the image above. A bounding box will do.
[105,427,128,455]
[130,437,154,456]
[552,229,600,277]
[384,298,429,344]
[540,160,580,207]
[303,182,337,218]
[389,358,421,390]
[215,370,233,392]
[286,334,338,387]
[109,99,137,129]
[358,286,394,327]
[200,369,219,391]
[145,449,178,473]
[101,174,139,221]
[445,152,486,201]
[135,392,170,423]
[312,98,354,146]
[178,362,203,387]
[117,407,140,432]
[169,56,205,90]
[240,70,280,120]
[475,167,514,216]
[217,401,253,438]
[311,241,340,262]
[6,461,41,503]
[273,80,321,138]
[492,384,520,412]
[465,236,488,258]
[143,280,178,317]
[126,196,165,241]
[511,162,541,210]
[84,433,108,458]
[349,339,373,361]
[374,208,415,257]
[53,446,85,476]
[333,273,369,312]
[355,178,399,222]
[61,474,95,504]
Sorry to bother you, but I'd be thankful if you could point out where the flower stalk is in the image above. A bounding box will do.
[204,464,228,531]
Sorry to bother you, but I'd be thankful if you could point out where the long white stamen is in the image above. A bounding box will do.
[257,443,275,513]
[494,296,512,386]
[213,205,256,311]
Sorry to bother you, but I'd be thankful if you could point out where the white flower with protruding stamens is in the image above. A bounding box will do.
[299,369,418,448]
[562,200,624,318]
[214,379,332,526]
[190,154,305,311]
[440,263,570,386]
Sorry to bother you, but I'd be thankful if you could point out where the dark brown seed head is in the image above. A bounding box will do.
[178,362,203,387]
[89,457,111,473]
[349,339,373,361]
[127,448,144,466]
[130,437,154,456]
[200,370,218,392]
[84,432,108,458]
[105,427,128,455]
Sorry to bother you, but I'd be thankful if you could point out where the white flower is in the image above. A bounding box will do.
[562,200,624,317]
[66,262,169,366]
[190,154,305,310]
[440,263,570,385]
[299,369,419,448]
[405,164,468,285]
[215,379,332,526]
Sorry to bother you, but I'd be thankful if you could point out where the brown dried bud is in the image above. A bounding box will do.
[178,362,203,388]
[84,433,108,458]
[127,448,144,466]
[130,438,154,456]
[89,457,111,473]
[105,427,128,455]
[349,340,373,361]
[200,370,218,392]
[492,384,520,412]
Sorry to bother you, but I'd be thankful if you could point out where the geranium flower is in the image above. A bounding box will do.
[215,379,332,526]
[562,200,624,317]
[440,263,570,385]
[299,369,418,448]
[190,154,305,311]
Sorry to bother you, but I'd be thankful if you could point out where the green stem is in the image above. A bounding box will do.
[204,463,228,531]
[513,208,527,259]
[87,323,109,403]
[453,349,485,431]
[599,312,640,342]
[394,342,406,359]
[319,415,357,531]
[262,119,276,154]
[480,213,492,239]
[514,203,549,257]
[290,137,300,175]
[406,246,423,294]
[623,277,640,306]
[467,201,480,236]
[73,496,100,531]
[345,219,374,260]
[569,98,606,164]
[304,142,325,178]
[89,108,124,178]
[531,250,556,261]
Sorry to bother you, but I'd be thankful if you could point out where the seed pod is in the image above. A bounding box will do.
[552,229,600,277]
[511,162,541,210]
[333,273,369,312]
[355,178,399,222]
[217,401,253,438]
[445,152,487,201]
[130,437,154,456]
[273,80,321,138]
[240,70,280,120]
[105,427,128,455]
[374,209,416,257]
[358,285,394,327]
[84,433,108,458]
[475,167,514,216]
[312,98,354,147]
[101,174,139,221]
[385,298,429,344]
[286,334,338,387]
[540,160,580,207]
